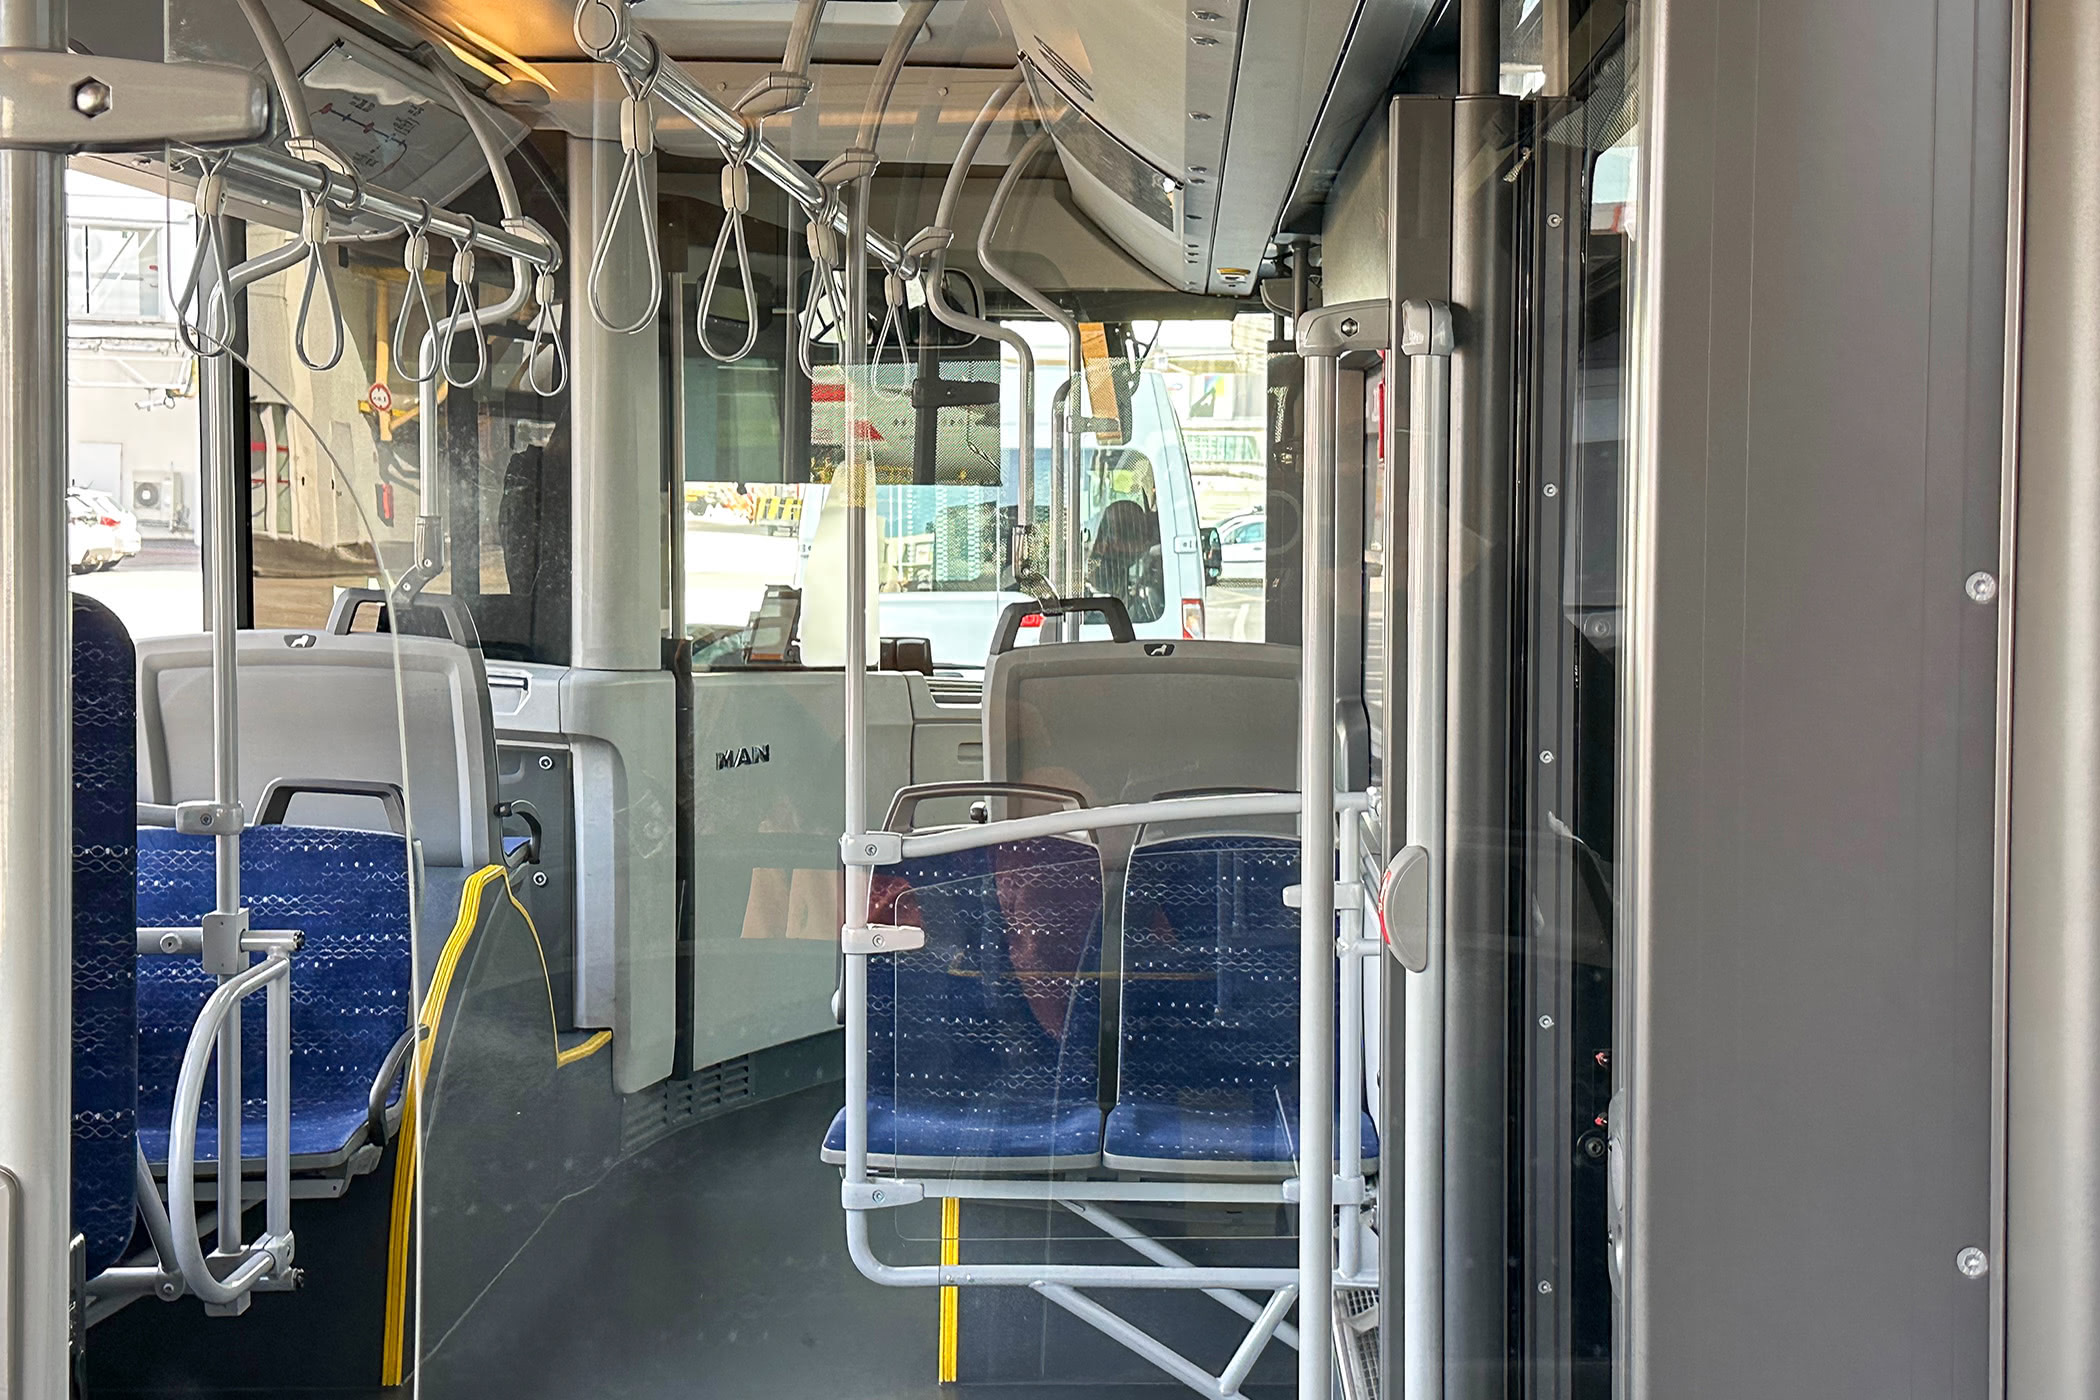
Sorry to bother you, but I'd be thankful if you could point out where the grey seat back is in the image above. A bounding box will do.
[136,629,499,869]
[982,640,1301,806]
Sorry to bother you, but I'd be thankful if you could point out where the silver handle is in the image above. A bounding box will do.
[1398,297,1454,1400]
[0,1164,17,1399]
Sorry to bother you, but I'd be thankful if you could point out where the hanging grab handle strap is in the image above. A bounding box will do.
[439,241,490,390]
[292,195,346,372]
[392,199,442,383]
[585,43,666,335]
[528,267,570,396]
[176,157,238,359]
[696,125,762,363]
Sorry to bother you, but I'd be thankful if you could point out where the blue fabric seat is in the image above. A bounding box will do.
[73,597,139,1278]
[824,837,1105,1171]
[1105,835,1380,1176]
[136,825,413,1167]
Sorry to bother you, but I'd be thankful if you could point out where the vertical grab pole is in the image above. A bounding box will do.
[1398,299,1454,1400]
[841,177,873,1192]
[0,0,73,1384]
[1297,301,1391,1397]
[199,326,249,1274]
[1337,809,1364,1282]
[1299,330,1338,1400]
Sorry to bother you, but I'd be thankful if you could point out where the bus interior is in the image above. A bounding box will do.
[0,0,2074,1396]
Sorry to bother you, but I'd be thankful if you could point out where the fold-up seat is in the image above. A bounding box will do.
[135,824,413,1172]
[1105,832,1379,1177]
[824,837,1105,1172]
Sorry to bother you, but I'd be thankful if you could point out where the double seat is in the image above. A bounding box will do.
[68,597,499,1282]
[822,819,1380,1179]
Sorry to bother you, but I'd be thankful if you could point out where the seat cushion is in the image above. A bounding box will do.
[1103,1100,1380,1174]
[828,837,1106,1170]
[823,1094,1103,1169]
[137,824,412,1167]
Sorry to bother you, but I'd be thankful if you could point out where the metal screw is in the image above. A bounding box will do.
[1339,317,1360,337]
[72,78,113,118]
[532,871,548,888]
[198,813,212,827]
[1547,212,1563,228]
[1539,1014,1555,1030]
[1957,1247,1989,1279]
[871,1189,886,1204]
[1543,482,1558,498]
[871,932,886,949]
[1540,750,1555,765]
[1537,1280,1554,1295]
[865,843,879,857]
[539,754,555,770]
[1965,571,1999,604]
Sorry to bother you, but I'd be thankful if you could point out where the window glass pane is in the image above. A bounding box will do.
[64,170,199,637]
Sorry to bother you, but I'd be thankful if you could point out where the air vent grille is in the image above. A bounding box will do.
[1031,36,1093,103]
[926,677,984,708]
[619,1053,755,1156]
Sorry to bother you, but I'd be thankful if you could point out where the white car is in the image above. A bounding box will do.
[67,487,140,573]
[1214,511,1266,582]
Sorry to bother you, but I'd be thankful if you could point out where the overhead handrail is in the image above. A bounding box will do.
[586,42,665,335]
[572,0,904,270]
[817,0,935,189]
[737,0,830,119]
[978,127,1088,624]
[915,74,1038,589]
[415,45,561,396]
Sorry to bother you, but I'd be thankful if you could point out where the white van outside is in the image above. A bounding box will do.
[800,326,1217,670]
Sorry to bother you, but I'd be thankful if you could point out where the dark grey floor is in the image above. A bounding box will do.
[89,1081,1283,1398]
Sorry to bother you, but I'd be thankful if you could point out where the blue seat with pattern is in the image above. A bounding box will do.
[73,596,139,1278]
[824,837,1105,1171]
[1105,834,1380,1176]
[135,824,413,1168]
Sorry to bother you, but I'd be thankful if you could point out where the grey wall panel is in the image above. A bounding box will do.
[2004,0,2100,1393]
[1625,0,2010,1394]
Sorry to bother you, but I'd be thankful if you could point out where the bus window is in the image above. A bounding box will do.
[64,171,204,641]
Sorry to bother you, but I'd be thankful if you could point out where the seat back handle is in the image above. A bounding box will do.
[256,778,408,835]
[882,781,1086,834]
[988,596,1135,655]
[325,587,479,650]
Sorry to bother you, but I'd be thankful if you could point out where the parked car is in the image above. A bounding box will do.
[1214,510,1266,582]
[67,487,140,573]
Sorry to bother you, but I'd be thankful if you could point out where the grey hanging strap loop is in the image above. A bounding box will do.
[439,241,490,390]
[696,122,762,363]
[585,42,666,335]
[527,268,569,397]
[392,199,442,383]
[177,157,238,359]
[292,195,346,373]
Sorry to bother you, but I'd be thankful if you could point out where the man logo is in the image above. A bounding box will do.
[715,745,771,771]
[285,633,318,650]
[1144,642,1175,657]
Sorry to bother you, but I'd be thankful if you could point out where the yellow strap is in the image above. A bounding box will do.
[938,1197,961,1383]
